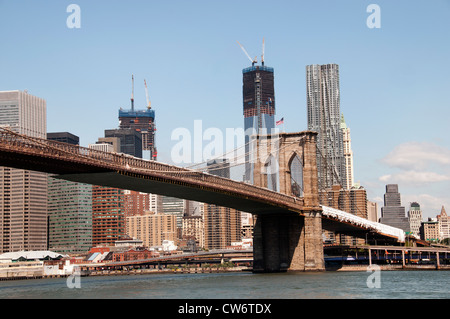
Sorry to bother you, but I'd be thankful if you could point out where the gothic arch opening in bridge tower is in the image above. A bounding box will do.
[288,152,303,198]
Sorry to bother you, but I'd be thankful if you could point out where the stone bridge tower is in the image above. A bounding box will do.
[251,131,324,272]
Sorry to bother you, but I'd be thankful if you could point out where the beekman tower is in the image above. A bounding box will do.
[306,63,346,190]
[239,40,276,183]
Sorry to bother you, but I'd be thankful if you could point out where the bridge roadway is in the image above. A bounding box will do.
[94,249,254,269]
[0,127,405,244]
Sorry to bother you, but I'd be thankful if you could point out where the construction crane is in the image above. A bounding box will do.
[144,79,151,109]
[237,41,257,66]
[131,74,135,111]
[261,37,265,66]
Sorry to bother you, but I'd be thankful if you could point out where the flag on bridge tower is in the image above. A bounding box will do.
[276,117,285,133]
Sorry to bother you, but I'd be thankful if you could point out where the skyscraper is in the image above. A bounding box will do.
[242,62,276,183]
[0,90,47,253]
[408,202,422,238]
[48,132,92,254]
[340,114,354,190]
[126,211,177,248]
[204,159,241,249]
[47,132,79,145]
[115,76,161,235]
[379,184,410,232]
[119,109,157,159]
[88,138,125,247]
[306,64,346,190]
[319,184,368,245]
[104,128,142,158]
[162,196,185,238]
[91,186,125,246]
[118,75,157,160]
[437,206,449,240]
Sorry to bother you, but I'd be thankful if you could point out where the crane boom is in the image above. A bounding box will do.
[237,41,257,65]
[261,37,265,65]
[144,79,151,109]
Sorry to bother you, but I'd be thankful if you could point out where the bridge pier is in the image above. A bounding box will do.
[251,131,324,272]
[252,211,324,273]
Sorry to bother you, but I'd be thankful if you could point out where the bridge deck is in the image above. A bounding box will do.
[0,128,406,242]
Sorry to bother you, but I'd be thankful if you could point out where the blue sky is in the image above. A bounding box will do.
[1,0,449,219]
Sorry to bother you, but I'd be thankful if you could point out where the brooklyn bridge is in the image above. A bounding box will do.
[0,127,405,272]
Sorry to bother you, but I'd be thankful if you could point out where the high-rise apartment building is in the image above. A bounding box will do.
[123,190,162,217]
[162,196,185,239]
[88,141,125,247]
[340,114,354,190]
[48,132,92,254]
[204,159,241,249]
[319,185,368,245]
[0,90,47,253]
[306,64,346,190]
[91,186,125,246]
[126,211,177,248]
[367,201,379,222]
[182,215,204,248]
[421,219,439,242]
[407,202,422,238]
[242,62,276,183]
[379,184,410,233]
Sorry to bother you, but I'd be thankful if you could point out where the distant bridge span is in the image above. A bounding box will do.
[0,128,405,272]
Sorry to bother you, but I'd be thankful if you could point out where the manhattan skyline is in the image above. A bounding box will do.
[0,1,449,219]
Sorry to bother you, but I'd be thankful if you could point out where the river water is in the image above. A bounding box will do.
[0,270,448,299]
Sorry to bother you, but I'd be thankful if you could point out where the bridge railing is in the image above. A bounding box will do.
[0,127,304,210]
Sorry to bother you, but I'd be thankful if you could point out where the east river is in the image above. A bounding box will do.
[0,270,448,299]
